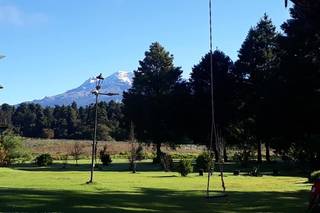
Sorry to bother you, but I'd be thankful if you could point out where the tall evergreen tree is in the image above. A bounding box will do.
[235,14,280,163]
[123,42,183,159]
[189,50,236,159]
[278,0,320,165]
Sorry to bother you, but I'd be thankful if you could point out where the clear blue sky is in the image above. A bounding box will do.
[0,0,292,105]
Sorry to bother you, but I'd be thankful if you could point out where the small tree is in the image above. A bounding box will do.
[128,122,145,173]
[0,131,31,166]
[177,159,193,177]
[35,153,53,166]
[196,152,213,172]
[99,145,112,166]
[71,142,83,166]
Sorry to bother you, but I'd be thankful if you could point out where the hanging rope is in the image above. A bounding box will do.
[206,0,219,198]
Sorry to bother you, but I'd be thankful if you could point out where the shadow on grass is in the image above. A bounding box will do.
[11,161,162,172]
[0,187,309,213]
[218,161,309,178]
[12,161,308,178]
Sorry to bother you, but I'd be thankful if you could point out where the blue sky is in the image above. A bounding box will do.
[0,0,292,105]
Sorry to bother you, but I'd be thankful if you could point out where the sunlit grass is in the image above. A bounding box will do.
[0,159,311,212]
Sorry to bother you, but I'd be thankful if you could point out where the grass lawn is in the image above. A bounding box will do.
[0,160,311,212]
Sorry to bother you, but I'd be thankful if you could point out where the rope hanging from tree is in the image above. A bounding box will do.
[206,0,219,198]
[206,0,227,198]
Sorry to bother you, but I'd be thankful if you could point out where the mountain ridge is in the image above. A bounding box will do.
[29,71,133,107]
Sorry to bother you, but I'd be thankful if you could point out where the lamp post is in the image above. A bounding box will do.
[87,73,119,184]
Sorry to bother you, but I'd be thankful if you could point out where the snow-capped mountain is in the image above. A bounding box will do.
[31,71,134,107]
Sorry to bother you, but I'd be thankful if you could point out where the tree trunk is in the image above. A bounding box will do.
[214,146,219,162]
[156,142,162,161]
[257,140,262,164]
[265,141,271,163]
[223,146,228,162]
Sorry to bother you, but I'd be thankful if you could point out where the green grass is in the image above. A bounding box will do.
[0,159,311,212]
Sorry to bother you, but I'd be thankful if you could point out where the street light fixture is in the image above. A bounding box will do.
[87,73,119,184]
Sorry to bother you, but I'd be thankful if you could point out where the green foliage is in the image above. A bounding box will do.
[144,152,156,160]
[195,152,213,172]
[99,145,112,166]
[235,14,280,163]
[1,101,126,141]
[170,153,197,160]
[135,145,145,161]
[1,2,320,168]
[0,131,31,166]
[177,159,193,177]
[276,0,320,163]
[35,153,53,166]
[190,50,236,148]
[310,171,320,183]
[123,42,184,159]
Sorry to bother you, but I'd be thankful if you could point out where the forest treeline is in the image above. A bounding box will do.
[1,2,320,166]
[0,101,126,141]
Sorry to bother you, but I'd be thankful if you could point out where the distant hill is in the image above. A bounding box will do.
[30,71,134,107]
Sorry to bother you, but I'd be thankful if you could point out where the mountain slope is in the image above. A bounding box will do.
[31,71,133,107]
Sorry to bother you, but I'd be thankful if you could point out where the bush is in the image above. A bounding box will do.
[0,132,31,166]
[35,153,53,166]
[196,152,213,172]
[99,145,112,166]
[310,170,320,183]
[144,152,156,160]
[171,153,197,160]
[177,159,193,176]
[135,145,145,161]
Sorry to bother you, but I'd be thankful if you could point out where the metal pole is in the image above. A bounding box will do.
[206,0,219,198]
[88,93,99,183]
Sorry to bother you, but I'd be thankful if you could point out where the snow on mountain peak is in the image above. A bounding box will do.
[29,71,134,107]
[89,78,97,83]
[116,71,132,85]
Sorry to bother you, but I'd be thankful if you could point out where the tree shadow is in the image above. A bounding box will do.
[218,161,308,178]
[12,161,308,178]
[11,161,162,172]
[0,187,309,212]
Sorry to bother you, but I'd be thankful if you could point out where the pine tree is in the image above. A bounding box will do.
[189,50,236,160]
[279,0,320,164]
[123,42,183,160]
[235,14,280,163]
